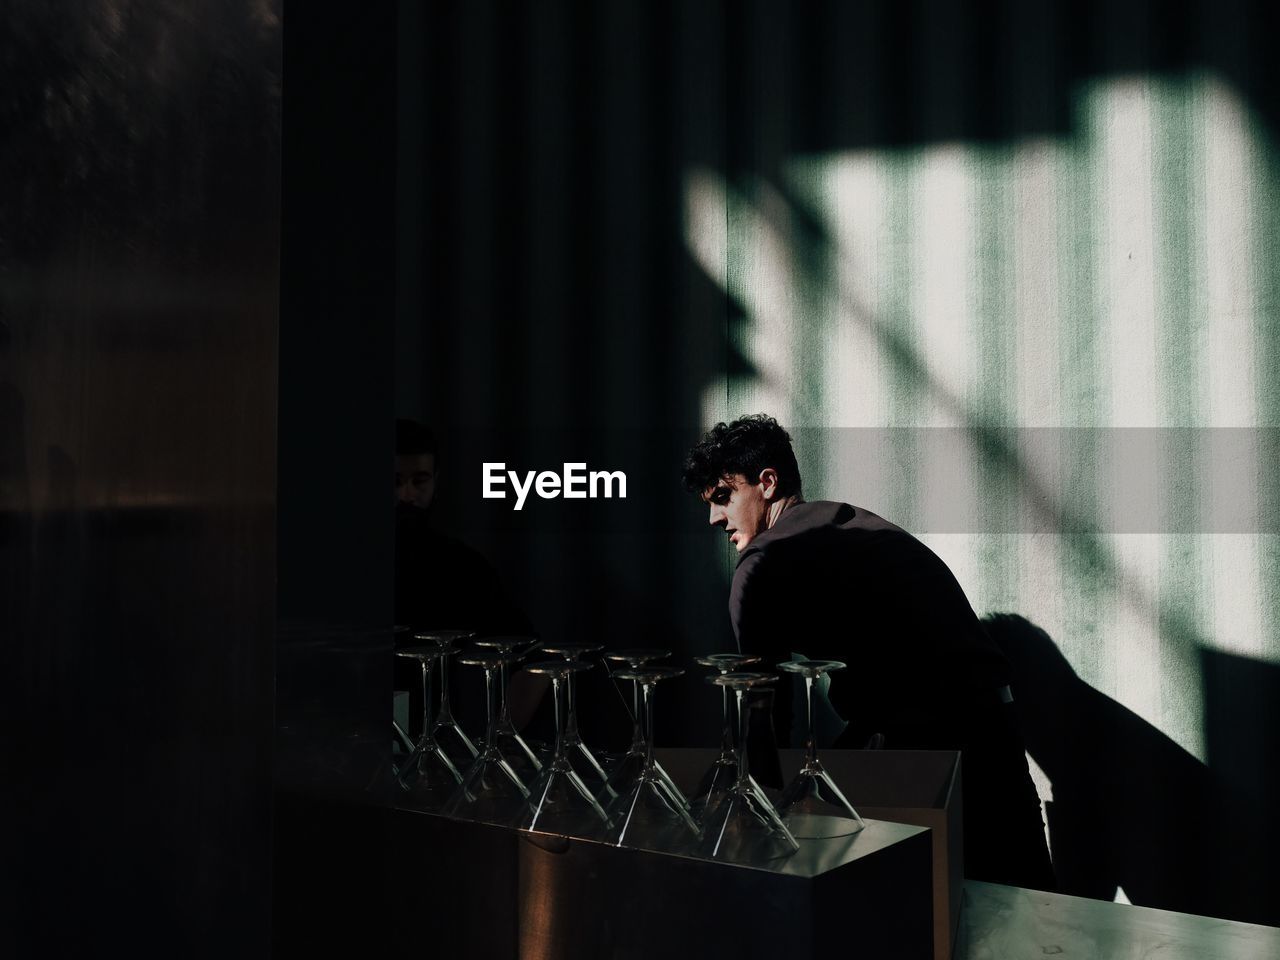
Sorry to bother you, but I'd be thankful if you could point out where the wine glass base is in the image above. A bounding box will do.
[602,752,687,812]
[399,742,463,807]
[445,752,530,825]
[778,765,864,839]
[518,763,609,838]
[687,756,738,824]
[491,727,543,781]
[698,780,799,863]
[782,813,864,839]
[604,774,701,852]
[654,759,691,809]
[600,751,644,803]
[566,737,611,787]
[433,719,479,768]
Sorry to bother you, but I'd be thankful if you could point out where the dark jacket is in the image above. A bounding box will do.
[729,500,1055,889]
[729,500,1010,750]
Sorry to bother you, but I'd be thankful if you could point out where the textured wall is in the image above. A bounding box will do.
[402,6,1280,891]
[689,72,1280,764]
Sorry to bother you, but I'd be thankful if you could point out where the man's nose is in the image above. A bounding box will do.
[397,483,415,503]
[708,504,725,526]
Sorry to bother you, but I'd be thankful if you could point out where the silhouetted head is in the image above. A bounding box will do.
[982,613,1079,694]
[683,414,803,553]
[395,419,437,512]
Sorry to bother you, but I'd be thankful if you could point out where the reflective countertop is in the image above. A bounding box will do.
[960,881,1280,960]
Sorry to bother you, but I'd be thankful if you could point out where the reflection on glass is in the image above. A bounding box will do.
[776,659,865,839]
[603,666,701,852]
[413,629,479,767]
[536,642,611,794]
[395,644,463,805]
[515,659,610,837]
[601,649,688,810]
[697,672,800,863]
[473,635,542,780]
[688,653,762,821]
[444,652,529,825]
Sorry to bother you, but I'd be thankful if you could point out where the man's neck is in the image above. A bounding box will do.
[765,495,804,531]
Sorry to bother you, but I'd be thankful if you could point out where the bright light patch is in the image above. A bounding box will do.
[683,74,1275,769]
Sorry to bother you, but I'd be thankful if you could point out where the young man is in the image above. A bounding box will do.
[683,414,1055,890]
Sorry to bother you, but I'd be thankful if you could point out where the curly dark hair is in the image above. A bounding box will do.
[682,414,803,497]
[396,419,438,458]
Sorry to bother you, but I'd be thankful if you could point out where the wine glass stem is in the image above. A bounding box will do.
[551,675,566,756]
[437,650,452,720]
[484,667,499,748]
[735,688,751,788]
[642,682,655,768]
[420,659,435,742]
[630,680,643,751]
[719,684,734,755]
[498,661,511,724]
[804,675,818,765]
[565,669,579,739]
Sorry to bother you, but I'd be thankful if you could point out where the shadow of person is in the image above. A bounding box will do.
[1200,647,1280,927]
[983,613,1224,918]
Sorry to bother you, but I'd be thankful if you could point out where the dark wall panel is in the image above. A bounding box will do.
[0,3,281,955]
[274,3,398,954]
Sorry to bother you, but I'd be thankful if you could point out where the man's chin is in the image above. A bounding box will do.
[396,502,431,526]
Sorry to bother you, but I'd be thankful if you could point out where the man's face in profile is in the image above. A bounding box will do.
[395,453,436,511]
[702,472,772,553]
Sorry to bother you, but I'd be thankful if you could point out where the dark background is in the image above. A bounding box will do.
[2,1,282,955]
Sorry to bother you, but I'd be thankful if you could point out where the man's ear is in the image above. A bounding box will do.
[758,468,779,500]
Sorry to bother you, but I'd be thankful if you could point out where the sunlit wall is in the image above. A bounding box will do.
[687,72,1280,770]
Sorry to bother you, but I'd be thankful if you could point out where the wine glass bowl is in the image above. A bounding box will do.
[693,653,763,672]
[538,642,604,660]
[601,648,671,669]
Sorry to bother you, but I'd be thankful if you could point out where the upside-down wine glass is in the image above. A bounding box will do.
[515,659,611,837]
[413,629,479,768]
[603,666,702,851]
[537,642,611,794]
[443,652,530,825]
[776,659,865,838]
[601,649,688,810]
[696,672,800,863]
[688,653,762,821]
[395,644,463,806]
[473,635,542,780]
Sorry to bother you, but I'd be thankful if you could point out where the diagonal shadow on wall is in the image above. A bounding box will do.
[986,614,1278,926]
